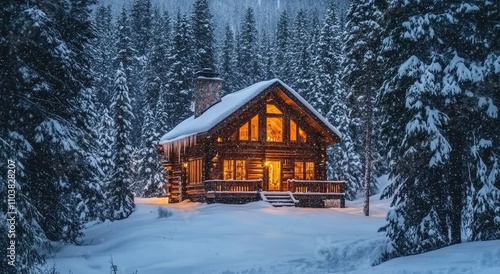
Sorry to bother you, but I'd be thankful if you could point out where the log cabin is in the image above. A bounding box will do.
[157,68,345,208]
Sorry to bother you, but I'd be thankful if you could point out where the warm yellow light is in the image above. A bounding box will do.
[183,162,188,168]
[217,137,222,142]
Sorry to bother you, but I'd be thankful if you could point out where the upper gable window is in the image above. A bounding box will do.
[267,117,283,142]
[290,119,307,143]
[290,120,297,142]
[250,115,259,141]
[239,114,259,141]
[239,122,249,141]
[298,128,307,142]
[266,104,282,114]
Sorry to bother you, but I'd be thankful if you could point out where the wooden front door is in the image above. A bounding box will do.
[267,161,281,191]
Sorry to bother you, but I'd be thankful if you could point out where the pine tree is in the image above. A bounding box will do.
[219,24,237,95]
[114,7,135,78]
[96,108,115,185]
[450,0,500,242]
[1,0,100,271]
[191,0,215,70]
[134,9,171,197]
[237,7,262,88]
[261,30,276,80]
[379,0,500,260]
[130,0,152,58]
[165,11,194,130]
[143,9,171,114]
[343,0,386,215]
[311,0,343,116]
[92,5,115,107]
[107,63,135,220]
[291,9,313,96]
[274,10,293,83]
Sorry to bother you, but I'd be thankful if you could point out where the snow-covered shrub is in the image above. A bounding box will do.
[158,206,173,218]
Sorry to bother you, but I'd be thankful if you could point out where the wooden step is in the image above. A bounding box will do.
[260,192,297,207]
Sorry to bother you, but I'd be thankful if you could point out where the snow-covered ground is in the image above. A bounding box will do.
[50,194,500,274]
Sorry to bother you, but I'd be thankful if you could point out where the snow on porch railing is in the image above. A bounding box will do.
[204,179,263,192]
[287,179,345,194]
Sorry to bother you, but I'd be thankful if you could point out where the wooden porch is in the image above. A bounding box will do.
[168,178,345,208]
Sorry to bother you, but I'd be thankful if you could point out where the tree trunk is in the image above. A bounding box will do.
[448,108,465,244]
[363,108,373,217]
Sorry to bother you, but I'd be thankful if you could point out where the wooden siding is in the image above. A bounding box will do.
[160,85,339,204]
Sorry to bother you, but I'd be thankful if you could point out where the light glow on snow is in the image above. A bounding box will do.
[50,189,500,274]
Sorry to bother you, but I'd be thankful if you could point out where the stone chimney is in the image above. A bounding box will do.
[193,68,222,117]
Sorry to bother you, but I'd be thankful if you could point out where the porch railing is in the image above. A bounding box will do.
[287,179,345,194]
[204,179,263,192]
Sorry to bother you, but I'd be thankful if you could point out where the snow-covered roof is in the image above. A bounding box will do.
[159,79,341,147]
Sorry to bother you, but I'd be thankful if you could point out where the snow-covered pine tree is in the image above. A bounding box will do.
[0,138,47,274]
[310,0,363,201]
[274,10,293,83]
[309,9,321,71]
[134,9,171,197]
[143,9,171,115]
[237,7,262,88]
[23,0,102,243]
[137,107,167,197]
[311,0,342,116]
[129,0,153,147]
[379,0,500,260]
[342,0,386,216]
[0,6,48,263]
[66,0,108,224]
[165,11,194,130]
[96,108,115,187]
[114,7,136,78]
[92,5,115,107]
[219,24,237,95]
[1,1,101,270]
[261,30,276,80]
[446,0,500,242]
[130,0,152,58]
[107,63,135,220]
[191,0,215,70]
[291,9,313,97]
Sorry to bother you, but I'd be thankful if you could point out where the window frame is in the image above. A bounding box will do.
[238,114,259,141]
[294,161,315,180]
[223,159,247,180]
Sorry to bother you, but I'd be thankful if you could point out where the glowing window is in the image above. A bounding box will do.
[223,160,246,180]
[298,128,307,143]
[294,162,304,179]
[305,162,314,179]
[239,122,249,141]
[266,117,283,142]
[250,115,259,141]
[290,120,297,142]
[223,160,234,180]
[235,160,246,180]
[294,161,315,180]
[266,104,282,114]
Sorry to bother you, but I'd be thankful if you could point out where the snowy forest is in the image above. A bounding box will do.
[1,0,499,273]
